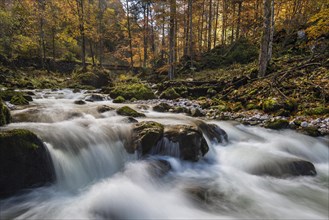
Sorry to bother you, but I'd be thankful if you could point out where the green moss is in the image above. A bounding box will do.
[159,88,180,100]
[0,129,41,149]
[305,106,329,115]
[265,119,289,130]
[246,103,259,110]
[262,98,281,113]
[283,98,298,112]
[110,83,155,100]
[113,96,125,103]
[10,94,29,105]
[116,106,145,117]
[300,127,321,137]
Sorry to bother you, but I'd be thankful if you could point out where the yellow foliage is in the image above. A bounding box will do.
[306,8,329,39]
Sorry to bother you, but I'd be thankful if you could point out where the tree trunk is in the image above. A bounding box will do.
[268,0,274,62]
[258,0,272,78]
[213,0,219,47]
[168,0,176,80]
[221,0,227,45]
[39,0,46,69]
[199,0,206,52]
[231,2,235,44]
[77,0,86,69]
[89,40,95,66]
[126,0,134,68]
[188,0,193,68]
[208,0,213,51]
[236,1,242,40]
[143,3,149,68]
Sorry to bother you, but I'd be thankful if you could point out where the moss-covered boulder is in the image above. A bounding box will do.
[10,94,29,105]
[0,129,55,198]
[262,98,281,113]
[197,122,228,144]
[131,121,164,155]
[305,105,329,115]
[265,119,289,129]
[153,102,171,112]
[116,106,145,117]
[74,100,86,105]
[113,96,125,103]
[110,83,155,100]
[0,100,11,126]
[73,68,112,88]
[0,90,32,103]
[159,88,180,100]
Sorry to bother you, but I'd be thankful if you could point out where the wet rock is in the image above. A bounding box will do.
[264,119,289,129]
[252,159,317,177]
[131,121,164,154]
[190,108,204,117]
[121,116,138,124]
[97,105,115,113]
[113,96,125,103]
[116,106,145,117]
[301,121,308,127]
[74,100,86,105]
[0,129,55,198]
[162,125,209,161]
[85,94,104,102]
[299,126,321,137]
[147,159,172,177]
[159,88,180,100]
[153,102,172,112]
[72,88,81,93]
[197,122,228,144]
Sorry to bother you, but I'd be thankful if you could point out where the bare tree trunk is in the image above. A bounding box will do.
[188,0,193,68]
[268,0,274,62]
[183,3,188,57]
[208,0,213,51]
[39,0,46,69]
[89,40,95,66]
[231,2,235,44]
[221,0,227,45]
[161,3,166,61]
[77,0,86,69]
[258,0,272,77]
[236,0,242,40]
[213,0,219,47]
[199,0,206,52]
[126,0,134,68]
[143,3,149,68]
[168,0,176,80]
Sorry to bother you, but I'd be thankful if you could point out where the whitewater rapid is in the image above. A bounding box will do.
[0,89,328,219]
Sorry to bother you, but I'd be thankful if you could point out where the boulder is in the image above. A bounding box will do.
[197,122,228,144]
[74,100,86,105]
[10,94,30,105]
[113,96,125,103]
[116,106,145,117]
[85,94,104,102]
[130,121,164,154]
[265,119,289,129]
[159,88,180,100]
[0,129,55,198]
[97,105,115,113]
[161,125,209,161]
[251,158,317,177]
[153,102,171,112]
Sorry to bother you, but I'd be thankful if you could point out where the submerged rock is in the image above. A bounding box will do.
[0,129,55,198]
[85,94,104,102]
[97,105,115,113]
[74,100,86,105]
[153,102,171,112]
[116,106,145,117]
[251,158,317,178]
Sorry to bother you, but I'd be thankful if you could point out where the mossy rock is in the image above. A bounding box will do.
[262,98,281,113]
[246,103,259,110]
[153,102,172,112]
[131,121,164,155]
[283,98,298,112]
[10,94,29,105]
[0,129,55,198]
[159,88,180,100]
[299,126,321,137]
[113,96,125,103]
[0,90,32,102]
[116,106,145,117]
[73,68,112,88]
[110,83,155,100]
[305,105,329,115]
[0,100,11,126]
[265,119,289,130]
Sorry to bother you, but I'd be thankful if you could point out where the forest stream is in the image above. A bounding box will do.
[0,89,328,219]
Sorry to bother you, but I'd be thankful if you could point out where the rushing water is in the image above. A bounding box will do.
[0,89,328,219]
